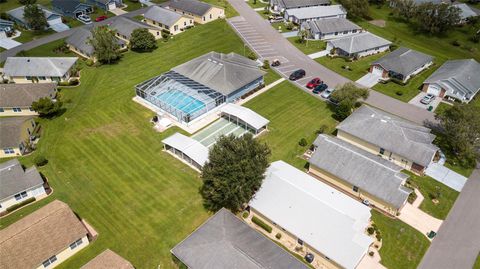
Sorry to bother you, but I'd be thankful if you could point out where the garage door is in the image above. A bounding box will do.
[47,17,63,26]
[371,65,384,76]
[108,2,117,10]
[427,84,441,96]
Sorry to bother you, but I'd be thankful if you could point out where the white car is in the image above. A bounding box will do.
[77,14,92,24]
[321,88,335,99]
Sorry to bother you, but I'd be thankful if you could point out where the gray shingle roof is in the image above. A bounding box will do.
[424,59,480,101]
[272,0,331,9]
[7,5,60,25]
[4,57,78,77]
[80,249,134,269]
[51,0,91,13]
[454,3,480,19]
[171,208,310,269]
[328,32,391,54]
[0,116,34,149]
[373,47,433,77]
[0,159,44,201]
[336,105,439,167]
[172,52,266,96]
[0,83,57,108]
[66,28,95,56]
[144,6,185,27]
[302,18,361,34]
[285,5,347,20]
[109,17,159,39]
[310,135,411,209]
[166,0,213,16]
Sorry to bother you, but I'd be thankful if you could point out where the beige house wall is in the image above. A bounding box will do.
[170,6,224,24]
[308,166,401,215]
[7,75,69,84]
[0,147,22,159]
[144,17,194,36]
[34,235,89,269]
[0,107,37,117]
[250,208,344,269]
[0,185,46,213]
[337,130,414,170]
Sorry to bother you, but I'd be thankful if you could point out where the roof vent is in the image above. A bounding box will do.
[370,114,375,117]
[381,119,387,123]
[27,59,30,62]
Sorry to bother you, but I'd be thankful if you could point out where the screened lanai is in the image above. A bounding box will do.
[135,71,226,123]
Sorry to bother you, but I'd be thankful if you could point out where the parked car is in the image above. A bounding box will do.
[271,59,281,67]
[77,14,92,24]
[321,88,335,99]
[420,94,436,105]
[306,77,322,89]
[289,69,306,81]
[269,15,284,23]
[313,83,328,94]
[95,15,108,22]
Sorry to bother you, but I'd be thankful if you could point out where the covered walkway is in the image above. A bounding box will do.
[220,103,269,135]
[162,132,209,171]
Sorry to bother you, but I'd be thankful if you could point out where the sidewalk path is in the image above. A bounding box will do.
[425,163,467,192]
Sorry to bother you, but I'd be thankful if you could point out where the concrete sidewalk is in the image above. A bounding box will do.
[425,163,467,192]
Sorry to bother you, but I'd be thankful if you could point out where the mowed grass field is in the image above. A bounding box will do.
[0,20,274,269]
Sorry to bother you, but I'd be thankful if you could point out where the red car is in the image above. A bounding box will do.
[95,15,108,22]
[306,77,322,89]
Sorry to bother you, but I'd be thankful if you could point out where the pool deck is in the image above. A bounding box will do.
[192,118,249,147]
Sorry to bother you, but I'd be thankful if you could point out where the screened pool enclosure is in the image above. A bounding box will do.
[135,71,226,123]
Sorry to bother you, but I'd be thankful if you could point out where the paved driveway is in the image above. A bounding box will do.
[50,23,70,32]
[226,0,437,125]
[409,92,441,111]
[356,73,381,88]
[399,203,443,237]
[425,163,467,192]
[419,169,480,269]
[0,38,22,49]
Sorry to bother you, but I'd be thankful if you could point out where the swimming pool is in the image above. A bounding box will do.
[156,90,206,115]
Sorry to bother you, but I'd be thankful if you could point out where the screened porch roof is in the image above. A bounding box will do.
[162,132,209,166]
[220,103,269,130]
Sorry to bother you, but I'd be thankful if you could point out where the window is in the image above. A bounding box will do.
[3,148,15,154]
[343,31,348,34]
[38,76,46,80]
[13,107,21,112]
[353,186,359,192]
[379,148,385,155]
[14,191,28,201]
[174,25,178,31]
[352,29,357,33]
[297,238,303,245]
[209,14,212,19]
[203,16,205,21]
[334,32,338,35]
[69,238,83,250]
[26,76,33,80]
[184,21,186,26]
[42,256,57,268]
[0,108,4,112]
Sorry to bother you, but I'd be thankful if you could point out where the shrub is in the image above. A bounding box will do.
[367,227,375,235]
[6,197,36,212]
[275,233,282,239]
[242,211,249,219]
[375,231,382,241]
[451,40,461,46]
[298,138,308,147]
[408,190,417,204]
[252,216,272,233]
[34,155,48,166]
[247,51,257,60]
[369,251,375,257]
[396,90,404,96]
[316,124,329,134]
[85,59,94,66]
[262,60,269,69]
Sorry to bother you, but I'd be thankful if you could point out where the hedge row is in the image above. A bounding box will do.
[252,216,272,233]
[6,197,36,213]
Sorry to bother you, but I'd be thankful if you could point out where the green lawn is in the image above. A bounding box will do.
[14,29,55,43]
[372,211,430,269]
[316,52,386,81]
[434,102,453,114]
[15,39,74,57]
[0,0,51,11]
[0,20,265,269]
[244,81,338,168]
[404,171,459,220]
[123,0,144,11]
[247,0,268,9]
[287,37,326,55]
[474,253,480,269]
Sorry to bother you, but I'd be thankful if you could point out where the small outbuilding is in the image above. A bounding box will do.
[162,132,209,170]
[220,103,269,135]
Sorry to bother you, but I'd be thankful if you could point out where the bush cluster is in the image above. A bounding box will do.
[252,216,272,233]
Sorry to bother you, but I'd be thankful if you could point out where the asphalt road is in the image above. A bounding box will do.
[418,169,480,269]
[226,0,436,125]
[0,7,148,62]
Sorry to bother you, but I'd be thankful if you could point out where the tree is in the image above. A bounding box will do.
[130,28,157,52]
[298,29,308,43]
[436,104,480,167]
[330,83,369,120]
[200,134,271,212]
[88,26,121,64]
[31,97,62,117]
[24,4,48,31]
[413,3,461,34]
[337,0,370,19]
[391,0,417,21]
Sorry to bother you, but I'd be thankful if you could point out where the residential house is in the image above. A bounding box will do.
[454,3,480,23]
[309,134,412,215]
[284,5,347,24]
[270,0,331,13]
[136,52,266,124]
[0,19,14,38]
[87,0,122,11]
[7,5,62,30]
[301,17,361,40]
[109,17,162,42]
[3,57,78,83]
[422,59,480,103]
[171,208,310,269]
[0,200,90,269]
[144,6,194,36]
[0,159,47,214]
[0,83,57,117]
[336,105,440,174]
[249,161,373,269]
[165,0,225,24]
[66,27,126,61]
[0,117,37,159]
[51,0,93,18]
[326,32,391,58]
[80,249,134,269]
[370,47,433,83]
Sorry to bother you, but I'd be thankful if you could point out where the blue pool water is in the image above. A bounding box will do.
[156,90,206,114]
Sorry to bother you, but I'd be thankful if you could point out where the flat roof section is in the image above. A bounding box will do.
[162,132,209,167]
[220,103,269,131]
